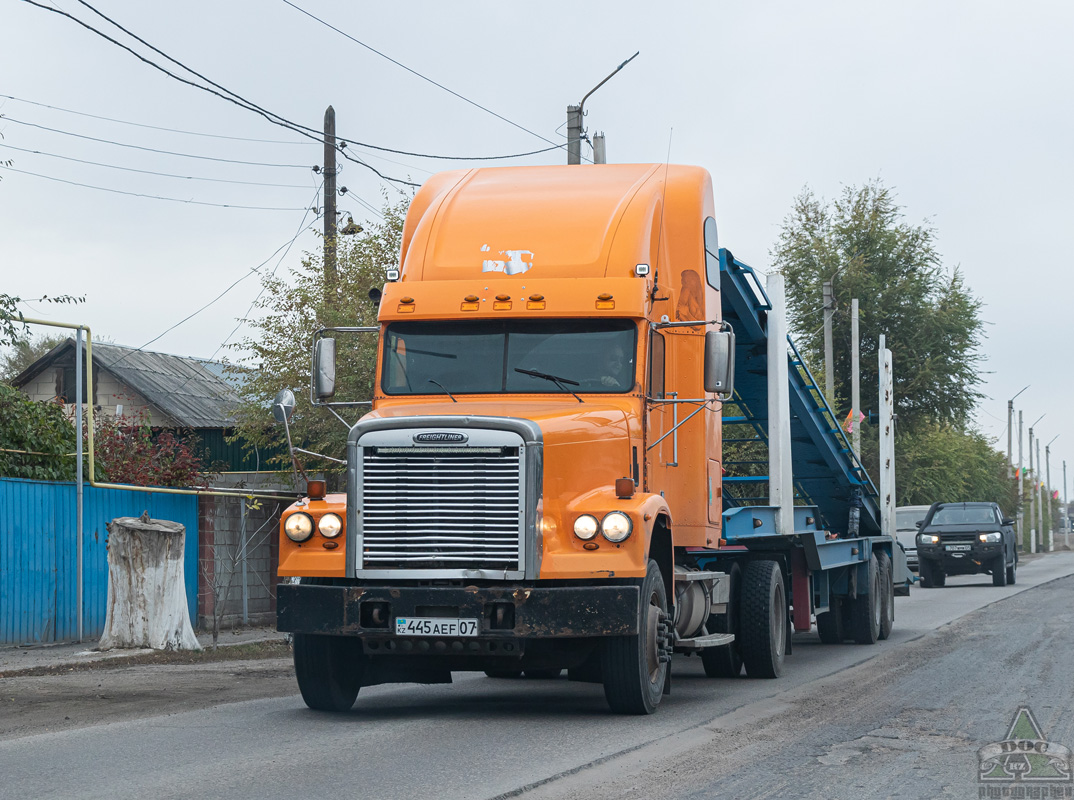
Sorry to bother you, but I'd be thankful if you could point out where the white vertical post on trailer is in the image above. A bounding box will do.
[75,328,84,643]
[851,298,861,458]
[766,273,794,536]
[878,336,895,537]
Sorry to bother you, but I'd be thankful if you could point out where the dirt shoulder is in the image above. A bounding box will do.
[1,641,299,741]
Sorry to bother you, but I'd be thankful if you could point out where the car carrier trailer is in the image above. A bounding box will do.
[274,163,912,715]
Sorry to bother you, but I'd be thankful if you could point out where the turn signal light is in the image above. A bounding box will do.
[494,293,512,310]
[596,292,614,310]
[615,478,635,499]
[398,295,415,313]
[527,292,545,310]
[306,480,326,500]
[461,294,480,311]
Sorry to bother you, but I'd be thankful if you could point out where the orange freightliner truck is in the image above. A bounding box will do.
[275,163,909,715]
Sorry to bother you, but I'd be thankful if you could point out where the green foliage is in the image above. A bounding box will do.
[772,181,985,430]
[0,383,77,480]
[1,333,66,381]
[93,409,209,488]
[0,294,86,349]
[229,199,409,481]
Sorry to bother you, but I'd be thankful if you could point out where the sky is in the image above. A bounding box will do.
[2,1,1072,490]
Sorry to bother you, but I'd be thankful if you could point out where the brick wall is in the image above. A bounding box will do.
[197,495,283,629]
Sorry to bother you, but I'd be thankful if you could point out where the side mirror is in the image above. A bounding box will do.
[313,338,337,400]
[915,520,924,528]
[271,389,296,424]
[368,287,382,307]
[1003,518,1015,526]
[704,329,735,396]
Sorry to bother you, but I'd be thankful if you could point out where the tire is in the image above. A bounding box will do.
[739,560,787,679]
[877,551,894,641]
[484,669,523,679]
[1007,555,1017,585]
[849,554,881,645]
[992,553,1008,587]
[701,563,743,677]
[293,633,365,712]
[601,559,669,715]
[816,596,844,644]
[523,668,563,679]
[934,567,946,587]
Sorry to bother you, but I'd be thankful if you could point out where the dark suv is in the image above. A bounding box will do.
[916,502,1017,588]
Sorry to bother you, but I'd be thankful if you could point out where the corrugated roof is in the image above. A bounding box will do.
[12,339,244,429]
[91,342,242,428]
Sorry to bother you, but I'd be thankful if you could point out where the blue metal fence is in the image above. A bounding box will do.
[0,477,199,645]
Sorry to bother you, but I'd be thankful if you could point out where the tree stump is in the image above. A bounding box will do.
[99,512,201,651]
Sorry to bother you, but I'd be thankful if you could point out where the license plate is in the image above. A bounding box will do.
[395,617,479,637]
[946,544,971,552]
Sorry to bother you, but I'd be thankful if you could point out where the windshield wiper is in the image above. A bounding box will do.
[514,368,583,403]
[427,379,457,402]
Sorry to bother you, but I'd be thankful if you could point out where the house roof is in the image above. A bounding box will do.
[12,339,243,429]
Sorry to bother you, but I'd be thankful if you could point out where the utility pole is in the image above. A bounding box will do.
[1046,436,1057,552]
[823,281,835,403]
[1008,386,1029,477]
[592,132,607,164]
[851,298,860,456]
[1037,437,1044,551]
[1064,460,1069,549]
[567,104,582,165]
[1029,424,1036,553]
[323,105,338,297]
[1018,412,1026,549]
[566,51,639,167]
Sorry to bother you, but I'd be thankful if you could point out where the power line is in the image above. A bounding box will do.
[22,0,417,188]
[280,0,562,151]
[0,94,311,145]
[0,143,316,188]
[103,187,323,371]
[2,117,314,169]
[0,165,313,210]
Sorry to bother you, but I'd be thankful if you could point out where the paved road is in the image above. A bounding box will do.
[3,553,1073,800]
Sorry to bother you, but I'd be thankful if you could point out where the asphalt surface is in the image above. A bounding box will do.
[2,553,1073,800]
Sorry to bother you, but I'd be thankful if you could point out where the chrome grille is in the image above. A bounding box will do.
[360,446,523,570]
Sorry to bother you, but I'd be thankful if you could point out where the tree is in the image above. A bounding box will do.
[772,181,985,430]
[229,199,409,481]
[1,333,66,381]
[0,293,85,349]
[93,408,210,488]
[0,382,78,480]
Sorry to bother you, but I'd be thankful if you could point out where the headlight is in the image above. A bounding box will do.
[574,514,599,540]
[318,513,343,539]
[601,511,633,543]
[979,532,1002,543]
[284,512,314,542]
[918,533,939,545]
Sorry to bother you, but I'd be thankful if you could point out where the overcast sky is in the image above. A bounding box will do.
[3,1,1072,487]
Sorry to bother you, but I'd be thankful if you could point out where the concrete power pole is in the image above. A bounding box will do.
[323,105,338,298]
[1029,425,1036,553]
[1017,411,1024,549]
[593,133,607,164]
[1037,438,1044,551]
[823,281,835,403]
[1046,441,1055,552]
[1065,460,1070,549]
[567,104,582,165]
[851,298,861,456]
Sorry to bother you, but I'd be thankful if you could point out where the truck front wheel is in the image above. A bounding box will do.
[293,633,366,712]
[601,559,669,714]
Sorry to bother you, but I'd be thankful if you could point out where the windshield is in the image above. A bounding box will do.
[382,319,637,395]
[929,506,998,525]
[895,508,928,531]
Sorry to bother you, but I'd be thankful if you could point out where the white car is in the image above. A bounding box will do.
[895,505,931,571]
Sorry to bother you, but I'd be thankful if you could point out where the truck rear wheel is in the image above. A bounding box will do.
[701,562,742,677]
[293,633,365,712]
[877,550,894,641]
[849,554,881,644]
[601,559,669,715]
[739,560,786,679]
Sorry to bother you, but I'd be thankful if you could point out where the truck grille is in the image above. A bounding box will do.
[360,446,522,570]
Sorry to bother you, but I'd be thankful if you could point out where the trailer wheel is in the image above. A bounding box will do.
[601,559,669,714]
[293,633,365,712]
[701,562,742,677]
[849,554,881,644]
[739,560,786,679]
[816,596,844,643]
[877,551,894,641]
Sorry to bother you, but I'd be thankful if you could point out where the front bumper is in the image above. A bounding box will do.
[918,542,1002,571]
[277,583,641,645]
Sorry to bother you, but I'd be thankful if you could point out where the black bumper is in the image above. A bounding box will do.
[277,583,640,641]
[919,543,1002,571]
